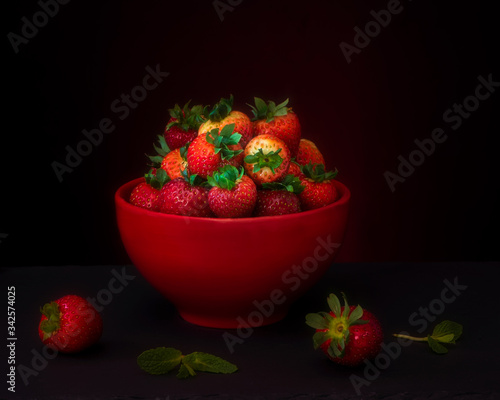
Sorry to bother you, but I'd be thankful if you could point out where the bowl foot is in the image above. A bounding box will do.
[178,307,290,329]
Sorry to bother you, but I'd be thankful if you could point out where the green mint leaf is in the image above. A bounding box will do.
[137,347,183,375]
[177,363,196,379]
[427,336,449,354]
[433,333,455,343]
[182,352,238,374]
[305,313,329,330]
[431,320,463,343]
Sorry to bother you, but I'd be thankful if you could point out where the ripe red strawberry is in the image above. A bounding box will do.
[129,169,170,211]
[161,145,188,179]
[187,123,243,179]
[199,95,254,147]
[298,163,339,210]
[157,172,214,217]
[287,161,303,178]
[296,138,325,166]
[38,295,103,354]
[207,166,257,218]
[253,174,304,217]
[164,101,205,150]
[243,134,291,185]
[306,293,383,367]
[249,97,301,157]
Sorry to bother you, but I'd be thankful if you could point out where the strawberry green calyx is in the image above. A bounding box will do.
[207,166,244,190]
[305,293,368,359]
[248,97,290,123]
[244,148,283,173]
[180,168,210,188]
[262,174,304,194]
[166,100,205,132]
[39,302,62,340]
[147,135,171,167]
[145,168,170,189]
[301,163,338,182]
[206,123,243,160]
[204,95,234,122]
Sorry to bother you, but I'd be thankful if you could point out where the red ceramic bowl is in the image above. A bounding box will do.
[115,178,350,328]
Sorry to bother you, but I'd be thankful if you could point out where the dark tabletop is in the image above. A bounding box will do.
[1,262,499,400]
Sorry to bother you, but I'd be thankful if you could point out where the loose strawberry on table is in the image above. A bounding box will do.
[207,166,257,218]
[249,97,301,157]
[38,295,103,354]
[243,134,291,185]
[254,174,304,217]
[298,163,339,210]
[199,95,254,147]
[164,101,205,150]
[295,138,325,167]
[129,169,170,212]
[306,293,383,367]
[187,123,243,179]
[157,171,214,217]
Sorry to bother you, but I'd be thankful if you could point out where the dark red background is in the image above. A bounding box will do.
[2,0,499,266]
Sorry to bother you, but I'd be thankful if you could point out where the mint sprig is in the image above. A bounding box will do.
[137,347,238,379]
[393,320,463,354]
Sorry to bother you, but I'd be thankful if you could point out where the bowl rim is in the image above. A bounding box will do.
[115,177,351,223]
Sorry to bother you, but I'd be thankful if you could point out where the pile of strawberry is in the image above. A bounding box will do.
[129,95,340,218]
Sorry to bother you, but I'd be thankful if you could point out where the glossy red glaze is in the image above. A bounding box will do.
[115,177,351,328]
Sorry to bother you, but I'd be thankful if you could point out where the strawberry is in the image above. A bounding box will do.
[129,169,170,211]
[253,174,304,217]
[199,95,254,147]
[38,295,103,354]
[306,293,383,367]
[164,101,205,150]
[287,160,303,178]
[295,138,325,166]
[207,166,257,218]
[298,163,339,210]
[249,97,301,157]
[243,134,291,185]
[187,123,243,179]
[147,135,189,180]
[161,145,189,180]
[157,171,214,217]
